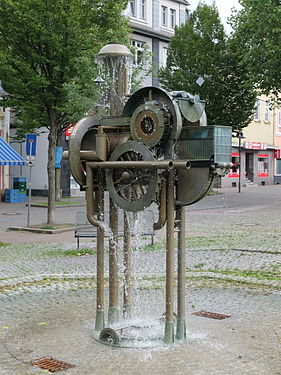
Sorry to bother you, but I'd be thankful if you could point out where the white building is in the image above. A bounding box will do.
[124,0,190,86]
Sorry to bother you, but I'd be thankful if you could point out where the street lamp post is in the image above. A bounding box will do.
[235,131,245,193]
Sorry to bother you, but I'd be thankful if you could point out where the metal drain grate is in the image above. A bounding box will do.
[32,356,75,372]
[192,311,231,320]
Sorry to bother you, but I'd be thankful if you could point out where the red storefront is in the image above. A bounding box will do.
[222,142,277,188]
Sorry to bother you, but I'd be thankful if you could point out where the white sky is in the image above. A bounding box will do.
[189,0,243,33]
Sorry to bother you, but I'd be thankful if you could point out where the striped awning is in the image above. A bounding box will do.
[0,137,25,166]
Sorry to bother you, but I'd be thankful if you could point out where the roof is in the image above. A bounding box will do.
[0,137,25,165]
[174,0,190,5]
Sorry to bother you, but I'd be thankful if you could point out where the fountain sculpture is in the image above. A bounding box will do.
[64,43,232,345]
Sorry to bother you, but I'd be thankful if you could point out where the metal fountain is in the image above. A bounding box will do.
[64,43,232,345]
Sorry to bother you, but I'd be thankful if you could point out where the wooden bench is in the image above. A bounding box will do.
[74,211,155,249]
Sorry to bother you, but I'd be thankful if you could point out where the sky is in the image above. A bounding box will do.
[189,0,243,33]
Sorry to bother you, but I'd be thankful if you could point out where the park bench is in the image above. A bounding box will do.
[74,211,155,249]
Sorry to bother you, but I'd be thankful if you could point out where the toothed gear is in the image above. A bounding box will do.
[106,141,159,212]
[130,103,171,147]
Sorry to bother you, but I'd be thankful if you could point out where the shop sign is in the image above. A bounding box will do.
[244,142,267,150]
[228,171,240,178]
[64,125,75,139]
[274,149,281,158]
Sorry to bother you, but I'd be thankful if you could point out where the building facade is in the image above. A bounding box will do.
[221,95,280,188]
[123,0,190,86]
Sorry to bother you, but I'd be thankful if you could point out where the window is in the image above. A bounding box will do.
[139,0,146,20]
[161,5,168,26]
[228,153,240,177]
[264,100,270,122]
[258,154,269,177]
[254,99,260,120]
[131,40,145,66]
[162,47,168,68]
[170,9,176,28]
[130,0,136,17]
[276,159,281,175]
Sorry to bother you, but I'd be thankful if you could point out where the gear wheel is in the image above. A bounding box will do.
[106,141,158,212]
[130,103,170,147]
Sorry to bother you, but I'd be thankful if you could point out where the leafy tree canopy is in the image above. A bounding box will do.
[0,0,130,137]
[160,3,256,130]
[0,0,129,224]
[230,0,281,98]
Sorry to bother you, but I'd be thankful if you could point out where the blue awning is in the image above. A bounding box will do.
[0,137,25,166]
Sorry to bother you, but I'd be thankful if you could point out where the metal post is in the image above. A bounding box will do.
[176,205,186,340]
[108,198,119,324]
[123,211,132,318]
[238,134,241,193]
[164,170,175,344]
[27,165,32,227]
[95,170,105,331]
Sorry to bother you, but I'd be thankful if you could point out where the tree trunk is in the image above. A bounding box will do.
[47,121,58,225]
[55,167,61,202]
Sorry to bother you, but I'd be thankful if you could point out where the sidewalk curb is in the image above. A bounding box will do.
[29,204,85,208]
[7,226,74,234]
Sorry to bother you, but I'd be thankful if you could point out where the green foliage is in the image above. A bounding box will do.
[0,0,129,223]
[0,242,9,247]
[160,3,256,130]
[42,247,96,257]
[230,0,281,98]
[130,44,154,93]
[0,0,130,137]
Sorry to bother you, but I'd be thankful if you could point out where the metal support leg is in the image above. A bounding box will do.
[123,211,132,318]
[95,173,105,331]
[176,205,186,340]
[164,170,175,344]
[108,199,119,324]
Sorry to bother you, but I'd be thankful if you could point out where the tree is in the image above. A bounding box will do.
[160,3,256,130]
[230,0,281,98]
[0,0,129,224]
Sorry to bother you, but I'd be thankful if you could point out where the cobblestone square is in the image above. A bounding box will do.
[0,186,280,374]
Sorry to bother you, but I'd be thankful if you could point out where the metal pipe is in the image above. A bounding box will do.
[95,170,105,331]
[85,164,103,228]
[123,211,132,318]
[108,198,119,324]
[154,179,167,230]
[88,160,191,170]
[164,170,175,344]
[62,150,69,160]
[176,205,186,340]
[80,150,100,160]
[173,161,191,170]
[62,150,103,161]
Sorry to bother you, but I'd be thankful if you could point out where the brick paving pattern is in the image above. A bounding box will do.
[0,186,280,374]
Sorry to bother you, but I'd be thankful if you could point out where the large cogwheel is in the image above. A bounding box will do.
[106,141,158,212]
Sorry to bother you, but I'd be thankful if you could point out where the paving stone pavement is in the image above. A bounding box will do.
[0,287,280,375]
[0,186,281,374]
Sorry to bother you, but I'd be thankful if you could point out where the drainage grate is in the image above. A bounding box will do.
[32,356,75,372]
[192,311,231,320]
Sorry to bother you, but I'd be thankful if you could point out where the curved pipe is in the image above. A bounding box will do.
[154,179,167,230]
[86,164,103,228]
